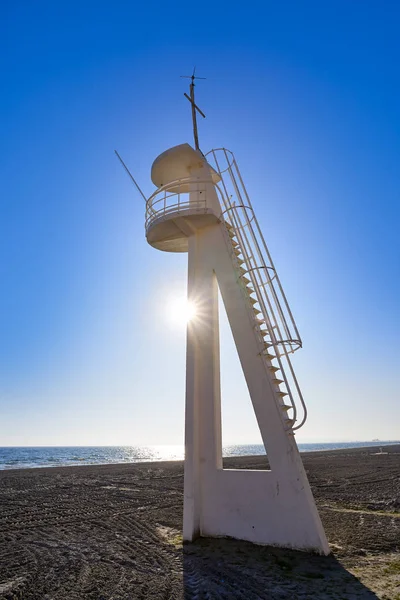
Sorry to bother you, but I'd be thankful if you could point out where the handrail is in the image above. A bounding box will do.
[206,148,308,431]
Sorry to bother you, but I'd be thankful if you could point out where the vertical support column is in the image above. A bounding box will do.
[183,228,222,541]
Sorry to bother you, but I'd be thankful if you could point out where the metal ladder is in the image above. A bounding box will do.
[206,148,307,432]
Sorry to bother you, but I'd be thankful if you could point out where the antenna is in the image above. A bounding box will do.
[180,67,206,151]
[114,150,147,202]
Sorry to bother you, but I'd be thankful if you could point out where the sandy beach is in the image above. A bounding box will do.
[0,445,399,599]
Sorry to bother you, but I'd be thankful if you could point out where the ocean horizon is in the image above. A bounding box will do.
[0,441,398,471]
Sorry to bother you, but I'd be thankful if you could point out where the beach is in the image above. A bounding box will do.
[0,445,399,599]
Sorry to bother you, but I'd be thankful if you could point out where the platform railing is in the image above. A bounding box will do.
[145,177,226,233]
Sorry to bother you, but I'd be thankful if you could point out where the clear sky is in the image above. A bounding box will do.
[1,1,399,446]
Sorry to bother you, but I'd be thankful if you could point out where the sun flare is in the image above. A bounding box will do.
[167,296,197,325]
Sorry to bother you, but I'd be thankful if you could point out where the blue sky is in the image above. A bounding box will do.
[0,0,399,446]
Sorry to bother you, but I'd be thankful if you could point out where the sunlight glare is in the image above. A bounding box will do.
[167,296,197,325]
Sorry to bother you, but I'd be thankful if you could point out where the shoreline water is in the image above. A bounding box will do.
[0,440,398,471]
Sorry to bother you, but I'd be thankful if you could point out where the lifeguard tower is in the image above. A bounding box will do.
[142,74,329,554]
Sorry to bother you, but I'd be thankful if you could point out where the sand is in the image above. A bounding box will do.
[0,445,399,599]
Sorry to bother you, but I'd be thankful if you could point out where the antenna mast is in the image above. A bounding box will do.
[181,67,206,151]
[114,150,147,202]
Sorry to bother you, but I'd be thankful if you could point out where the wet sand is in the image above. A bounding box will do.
[0,445,399,599]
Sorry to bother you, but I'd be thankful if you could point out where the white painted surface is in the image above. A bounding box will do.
[147,144,330,554]
[151,143,220,191]
[183,221,329,553]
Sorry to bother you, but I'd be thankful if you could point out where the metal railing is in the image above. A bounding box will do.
[145,177,225,233]
[206,148,307,431]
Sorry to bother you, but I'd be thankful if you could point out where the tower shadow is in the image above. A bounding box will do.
[182,537,379,599]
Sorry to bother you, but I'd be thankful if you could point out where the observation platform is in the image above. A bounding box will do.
[146,144,224,252]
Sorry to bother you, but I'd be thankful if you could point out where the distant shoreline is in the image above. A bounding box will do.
[0,440,397,449]
[0,441,398,474]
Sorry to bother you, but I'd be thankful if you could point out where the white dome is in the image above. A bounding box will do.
[151,143,221,190]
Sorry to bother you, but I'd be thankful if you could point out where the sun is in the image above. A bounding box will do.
[167,296,197,325]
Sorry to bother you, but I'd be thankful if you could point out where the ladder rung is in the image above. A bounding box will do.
[234,249,241,256]
[272,378,284,385]
[242,276,251,284]
[262,350,276,360]
[277,391,288,397]
[280,404,292,411]
[239,267,247,275]
[249,297,257,305]
[225,222,233,230]
[268,365,279,373]
[253,308,262,316]
[228,230,236,238]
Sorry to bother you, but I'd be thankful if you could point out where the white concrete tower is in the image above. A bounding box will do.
[144,76,329,554]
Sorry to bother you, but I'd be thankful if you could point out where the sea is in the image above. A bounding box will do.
[0,441,398,470]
